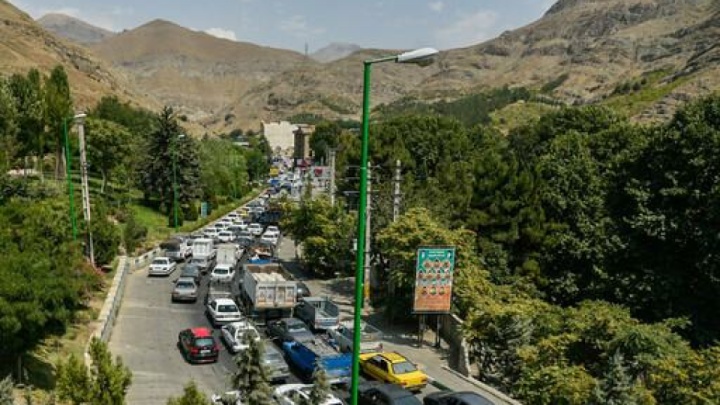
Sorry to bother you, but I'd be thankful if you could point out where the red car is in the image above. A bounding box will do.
[178,327,220,364]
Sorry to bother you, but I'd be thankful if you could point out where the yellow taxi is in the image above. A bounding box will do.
[359,352,429,391]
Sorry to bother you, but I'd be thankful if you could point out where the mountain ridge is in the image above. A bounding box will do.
[37,13,115,44]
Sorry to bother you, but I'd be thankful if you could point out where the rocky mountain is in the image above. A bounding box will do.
[37,13,115,44]
[25,0,716,132]
[311,43,362,63]
[0,0,151,111]
[89,19,311,126]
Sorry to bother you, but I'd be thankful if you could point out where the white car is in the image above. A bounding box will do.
[248,223,264,236]
[211,391,241,405]
[273,384,343,405]
[217,230,235,243]
[210,264,235,283]
[221,321,261,354]
[265,225,280,234]
[216,220,233,229]
[148,257,176,276]
[261,230,279,246]
[203,228,220,240]
[206,298,243,326]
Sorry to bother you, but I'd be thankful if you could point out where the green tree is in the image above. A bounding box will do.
[139,107,201,214]
[515,365,596,405]
[231,333,272,405]
[9,69,45,171]
[306,365,331,405]
[590,352,643,405]
[89,201,121,265]
[309,121,341,162]
[0,375,13,405]
[122,210,147,254]
[166,381,211,405]
[43,65,73,179]
[85,117,133,193]
[56,337,132,405]
[0,78,20,172]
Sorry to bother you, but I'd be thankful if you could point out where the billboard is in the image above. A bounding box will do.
[412,247,456,314]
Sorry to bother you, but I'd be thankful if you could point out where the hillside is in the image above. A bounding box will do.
[311,42,362,63]
[244,0,720,125]
[37,13,115,44]
[89,20,312,127]
[0,0,152,111]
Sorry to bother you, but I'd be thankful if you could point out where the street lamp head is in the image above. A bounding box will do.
[396,47,439,65]
[73,112,87,123]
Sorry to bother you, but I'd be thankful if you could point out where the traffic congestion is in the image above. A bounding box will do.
[145,184,490,405]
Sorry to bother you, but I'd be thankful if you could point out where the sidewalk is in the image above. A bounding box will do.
[275,240,521,405]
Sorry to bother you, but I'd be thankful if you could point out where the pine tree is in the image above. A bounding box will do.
[307,364,331,405]
[0,375,13,405]
[231,333,272,405]
[591,351,639,405]
[166,381,211,405]
[56,337,132,405]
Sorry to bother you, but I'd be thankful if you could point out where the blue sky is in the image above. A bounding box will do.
[10,0,557,51]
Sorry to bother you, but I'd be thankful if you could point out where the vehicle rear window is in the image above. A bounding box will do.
[215,269,229,275]
[176,282,194,289]
[194,338,214,347]
[392,361,417,374]
[287,323,306,332]
[218,304,238,312]
[152,259,167,265]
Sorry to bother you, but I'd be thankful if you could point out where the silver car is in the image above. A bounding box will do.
[264,344,291,383]
[171,277,198,302]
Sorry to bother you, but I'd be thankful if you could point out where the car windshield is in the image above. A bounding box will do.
[194,338,214,347]
[218,304,238,312]
[176,282,194,289]
[264,352,283,363]
[182,268,198,276]
[287,323,306,332]
[392,361,418,374]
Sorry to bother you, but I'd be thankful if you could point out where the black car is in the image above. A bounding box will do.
[359,383,421,405]
[266,318,314,343]
[424,391,497,405]
[296,281,311,300]
[180,263,202,284]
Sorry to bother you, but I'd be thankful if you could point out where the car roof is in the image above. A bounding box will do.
[363,383,413,398]
[283,317,305,325]
[176,277,196,283]
[377,352,409,363]
[214,298,237,305]
[190,327,212,337]
[214,264,232,270]
[430,391,495,405]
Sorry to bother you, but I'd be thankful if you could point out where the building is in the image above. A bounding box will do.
[293,124,315,165]
[261,121,298,152]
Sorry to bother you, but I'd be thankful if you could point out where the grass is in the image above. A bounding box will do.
[130,187,265,247]
[602,70,693,118]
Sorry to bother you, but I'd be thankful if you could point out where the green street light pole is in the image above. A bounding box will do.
[172,134,185,232]
[63,117,78,240]
[350,47,439,405]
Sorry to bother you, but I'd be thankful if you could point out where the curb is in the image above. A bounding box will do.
[440,366,523,405]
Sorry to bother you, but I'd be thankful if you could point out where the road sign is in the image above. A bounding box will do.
[200,202,208,218]
[412,246,456,314]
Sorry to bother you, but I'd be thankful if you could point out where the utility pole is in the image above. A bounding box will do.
[393,159,401,222]
[329,148,336,206]
[76,113,94,267]
[363,164,372,306]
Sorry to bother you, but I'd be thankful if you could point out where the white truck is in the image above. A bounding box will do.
[327,321,384,354]
[216,243,242,270]
[191,238,216,272]
[238,262,297,325]
[295,297,340,331]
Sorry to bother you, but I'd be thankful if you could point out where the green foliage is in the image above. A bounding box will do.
[91,96,156,138]
[0,375,13,405]
[139,107,201,214]
[122,209,147,254]
[515,365,596,405]
[166,381,211,405]
[168,205,185,228]
[43,65,72,179]
[90,200,121,266]
[306,365,331,405]
[540,73,570,94]
[56,338,132,405]
[9,69,44,162]
[243,134,271,182]
[231,333,272,405]
[309,121,341,162]
[0,78,20,172]
[198,138,248,200]
[85,117,134,193]
[281,196,354,277]
[590,352,646,405]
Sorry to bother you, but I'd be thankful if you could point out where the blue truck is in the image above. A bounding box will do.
[281,338,352,384]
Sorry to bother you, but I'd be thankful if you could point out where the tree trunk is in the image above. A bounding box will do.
[55,143,65,180]
[101,170,107,194]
